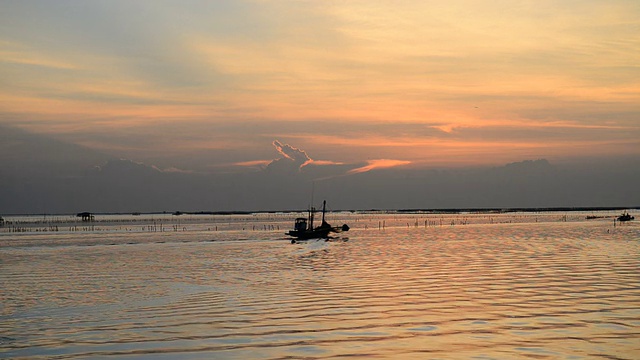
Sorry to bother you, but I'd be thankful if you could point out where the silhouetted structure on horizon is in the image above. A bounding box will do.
[76,212,94,222]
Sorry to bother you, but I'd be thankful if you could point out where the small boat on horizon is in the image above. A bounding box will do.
[617,211,635,222]
[287,200,349,243]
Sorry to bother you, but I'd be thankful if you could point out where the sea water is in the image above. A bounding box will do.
[1,211,639,359]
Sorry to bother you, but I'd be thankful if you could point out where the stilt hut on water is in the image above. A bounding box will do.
[76,212,94,222]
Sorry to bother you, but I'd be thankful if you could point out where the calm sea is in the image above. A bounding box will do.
[1,211,639,359]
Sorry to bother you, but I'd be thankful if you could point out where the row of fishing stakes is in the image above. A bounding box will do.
[374,218,448,230]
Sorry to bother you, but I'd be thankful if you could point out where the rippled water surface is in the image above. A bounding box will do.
[2,213,639,359]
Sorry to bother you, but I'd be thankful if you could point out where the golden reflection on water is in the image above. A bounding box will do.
[1,215,639,359]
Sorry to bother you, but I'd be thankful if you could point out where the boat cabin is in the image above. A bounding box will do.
[294,217,308,232]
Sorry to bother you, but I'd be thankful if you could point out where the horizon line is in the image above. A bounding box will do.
[2,206,638,218]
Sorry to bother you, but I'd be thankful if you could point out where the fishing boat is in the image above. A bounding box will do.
[287,200,349,243]
[617,211,635,222]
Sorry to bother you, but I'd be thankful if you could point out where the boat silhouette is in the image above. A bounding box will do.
[617,211,635,222]
[287,200,349,243]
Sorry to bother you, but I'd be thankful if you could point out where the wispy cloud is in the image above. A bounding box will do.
[309,160,345,166]
[234,160,272,168]
[348,159,411,175]
[0,41,78,70]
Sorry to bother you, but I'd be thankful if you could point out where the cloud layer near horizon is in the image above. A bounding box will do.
[2,123,639,213]
[1,0,639,170]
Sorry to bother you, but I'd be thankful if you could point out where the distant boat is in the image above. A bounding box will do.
[287,200,349,243]
[617,212,635,222]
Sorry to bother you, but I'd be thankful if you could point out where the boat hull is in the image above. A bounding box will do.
[287,228,332,240]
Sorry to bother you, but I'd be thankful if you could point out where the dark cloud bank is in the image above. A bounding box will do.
[1,124,638,214]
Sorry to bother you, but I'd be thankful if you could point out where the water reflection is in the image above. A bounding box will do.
[1,214,639,359]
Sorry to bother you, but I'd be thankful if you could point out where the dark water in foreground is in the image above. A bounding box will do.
[1,212,639,359]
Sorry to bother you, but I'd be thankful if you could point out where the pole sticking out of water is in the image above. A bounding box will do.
[310,181,315,213]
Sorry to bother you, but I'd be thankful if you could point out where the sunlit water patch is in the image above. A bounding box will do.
[1,213,639,359]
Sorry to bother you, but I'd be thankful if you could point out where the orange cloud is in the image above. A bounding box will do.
[309,160,345,166]
[233,160,271,167]
[348,159,411,175]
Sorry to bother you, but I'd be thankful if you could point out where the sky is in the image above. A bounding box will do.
[1,1,639,212]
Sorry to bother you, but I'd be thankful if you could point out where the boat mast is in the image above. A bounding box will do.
[307,207,312,231]
[321,200,326,225]
[309,182,315,231]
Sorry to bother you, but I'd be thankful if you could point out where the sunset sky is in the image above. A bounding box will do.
[1,0,639,173]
